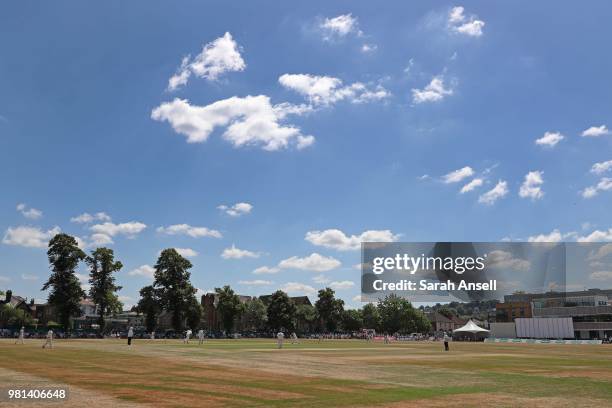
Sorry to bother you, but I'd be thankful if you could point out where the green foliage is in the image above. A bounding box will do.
[243,298,267,331]
[361,303,381,331]
[294,303,316,331]
[215,285,244,333]
[377,294,418,334]
[0,304,34,327]
[86,247,123,331]
[42,233,86,330]
[186,296,203,330]
[437,306,456,319]
[341,309,363,332]
[137,285,159,332]
[266,290,296,331]
[315,288,344,332]
[153,249,197,331]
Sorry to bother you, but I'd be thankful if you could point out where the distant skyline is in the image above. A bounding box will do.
[1,2,611,308]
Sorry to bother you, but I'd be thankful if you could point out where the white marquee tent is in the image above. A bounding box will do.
[453,320,489,334]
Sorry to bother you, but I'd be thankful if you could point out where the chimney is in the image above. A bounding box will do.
[5,290,12,303]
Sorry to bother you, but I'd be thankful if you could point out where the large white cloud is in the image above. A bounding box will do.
[582,177,612,199]
[90,221,146,238]
[591,160,612,175]
[128,264,155,279]
[217,202,253,217]
[478,180,508,205]
[535,131,564,147]
[527,229,563,243]
[305,229,400,251]
[279,74,390,106]
[442,166,474,183]
[412,76,454,104]
[519,171,544,200]
[278,253,341,272]
[319,14,362,41]
[221,244,259,259]
[16,203,42,220]
[2,226,61,248]
[167,32,245,91]
[151,96,315,151]
[578,229,612,242]
[156,224,221,238]
[581,125,610,138]
[447,6,485,37]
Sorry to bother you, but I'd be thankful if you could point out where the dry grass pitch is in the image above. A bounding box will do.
[1,338,611,407]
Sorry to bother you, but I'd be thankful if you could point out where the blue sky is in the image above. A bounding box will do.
[1,1,612,308]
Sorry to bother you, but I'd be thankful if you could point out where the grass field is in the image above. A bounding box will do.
[1,338,611,407]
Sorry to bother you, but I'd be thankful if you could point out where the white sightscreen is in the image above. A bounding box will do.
[515,318,574,339]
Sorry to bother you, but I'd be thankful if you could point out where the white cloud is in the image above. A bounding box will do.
[313,274,331,284]
[577,229,612,242]
[590,271,612,281]
[221,244,259,259]
[75,273,90,291]
[412,76,454,104]
[21,274,39,281]
[460,178,483,193]
[89,233,114,246]
[478,180,508,205]
[305,229,400,251]
[151,96,315,150]
[319,14,362,41]
[329,280,355,290]
[128,264,155,279]
[279,73,390,106]
[71,212,111,224]
[591,160,612,175]
[528,229,563,243]
[174,248,198,258]
[447,6,485,37]
[519,171,544,200]
[167,32,245,91]
[535,131,564,147]
[16,203,42,220]
[581,125,610,138]
[280,282,316,295]
[238,280,273,286]
[156,224,221,238]
[2,226,61,248]
[361,44,377,53]
[486,250,530,272]
[90,221,146,239]
[582,177,612,199]
[217,202,253,217]
[278,253,341,272]
[443,166,474,183]
[253,266,280,275]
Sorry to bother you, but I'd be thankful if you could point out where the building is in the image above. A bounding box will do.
[427,312,464,334]
[495,301,532,322]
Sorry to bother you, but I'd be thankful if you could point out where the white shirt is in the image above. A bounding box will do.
[277,332,284,339]
[198,330,204,338]
[444,334,451,342]
[128,328,134,337]
[47,330,53,339]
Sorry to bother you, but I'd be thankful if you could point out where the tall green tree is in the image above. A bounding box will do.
[186,296,203,330]
[315,288,344,332]
[294,303,316,333]
[42,233,86,330]
[362,303,381,331]
[215,285,243,333]
[377,294,418,334]
[243,298,267,331]
[153,248,197,331]
[341,309,363,332]
[266,290,296,331]
[86,247,123,331]
[137,285,159,332]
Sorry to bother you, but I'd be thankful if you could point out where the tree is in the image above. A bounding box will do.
[266,290,296,331]
[153,249,197,331]
[86,247,123,331]
[362,303,381,331]
[294,303,316,333]
[42,233,86,330]
[377,294,418,334]
[215,285,243,333]
[243,298,267,331]
[315,288,344,332]
[414,311,432,333]
[437,306,455,319]
[341,309,363,332]
[137,285,159,332]
[0,304,34,328]
[186,296,203,330]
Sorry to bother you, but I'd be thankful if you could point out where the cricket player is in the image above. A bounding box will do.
[276,330,284,349]
[184,329,192,344]
[150,331,155,340]
[15,326,25,344]
[197,329,205,345]
[290,332,298,344]
[443,332,451,351]
[127,326,134,346]
[42,329,53,349]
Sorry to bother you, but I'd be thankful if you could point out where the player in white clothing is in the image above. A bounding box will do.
[197,329,205,345]
[15,326,25,344]
[276,331,284,349]
[42,329,53,349]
